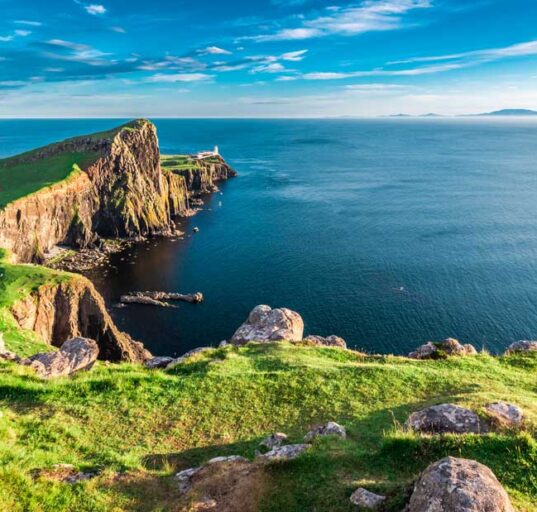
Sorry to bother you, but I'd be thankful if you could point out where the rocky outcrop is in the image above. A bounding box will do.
[304,335,347,349]
[259,433,288,452]
[409,338,477,359]
[406,404,482,434]
[231,305,304,345]
[350,488,386,509]
[304,421,346,442]
[22,337,99,378]
[505,340,537,354]
[406,457,514,512]
[11,276,149,362]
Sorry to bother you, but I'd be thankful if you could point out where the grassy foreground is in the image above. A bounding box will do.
[0,342,535,511]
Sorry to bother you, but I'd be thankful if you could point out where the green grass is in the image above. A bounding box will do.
[0,342,535,511]
[0,249,72,356]
[161,155,203,172]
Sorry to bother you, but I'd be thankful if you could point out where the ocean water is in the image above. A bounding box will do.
[1,118,537,356]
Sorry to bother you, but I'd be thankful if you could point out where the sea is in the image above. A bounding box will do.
[1,118,537,356]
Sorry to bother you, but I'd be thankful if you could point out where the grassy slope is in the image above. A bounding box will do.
[0,342,535,511]
[0,250,71,356]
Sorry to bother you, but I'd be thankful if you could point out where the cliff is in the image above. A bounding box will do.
[0,119,236,263]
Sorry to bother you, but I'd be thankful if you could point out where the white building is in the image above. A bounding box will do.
[195,146,219,159]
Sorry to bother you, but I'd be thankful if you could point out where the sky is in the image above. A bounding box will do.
[1,0,537,117]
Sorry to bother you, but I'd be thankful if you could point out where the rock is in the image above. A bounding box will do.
[176,467,201,494]
[193,227,200,233]
[22,337,99,378]
[485,402,524,428]
[406,404,482,434]
[304,422,346,442]
[304,335,347,349]
[218,340,228,348]
[0,334,20,362]
[505,340,537,354]
[231,305,304,345]
[121,291,204,307]
[191,497,218,511]
[409,338,477,359]
[144,356,174,369]
[349,488,386,509]
[206,455,249,465]
[407,457,514,512]
[166,347,212,369]
[257,444,309,462]
[259,433,288,451]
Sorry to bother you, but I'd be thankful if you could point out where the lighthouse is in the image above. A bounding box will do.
[213,145,219,156]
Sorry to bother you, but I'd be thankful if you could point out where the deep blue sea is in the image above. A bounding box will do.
[2,118,537,356]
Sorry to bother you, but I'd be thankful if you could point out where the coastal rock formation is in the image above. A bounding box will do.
[231,305,304,345]
[407,457,514,512]
[406,404,482,434]
[22,337,99,378]
[408,338,477,359]
[304,421,347,442]
[304,335,347,348]
[349,488,386,509]
[505,340,537,354]
[11,277,149,362]
[485,402,524,429]
[120,291,204,307]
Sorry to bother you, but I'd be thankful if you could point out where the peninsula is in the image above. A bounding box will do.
[0,120,535,512]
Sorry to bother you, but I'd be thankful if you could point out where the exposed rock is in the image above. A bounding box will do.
[144,356,175,369]
[176,467,201,494]
[256,444,309,462]
[259,433,288,451]
[191,498,218,511]
[120,291,203,307]
[505,340,537,354]
[11,277,150,362]
[408,338,477,359]
[166,347,213,369]
[406,404,482,434]
[304,421,347,442]
[349,488,386,509]
[407,457,514,512]
[206,456,249,465]
[231,305,304,345]
[303,335,347,349]
[22,337,99,378]
[485,402,524,429]
[33,463,97,484]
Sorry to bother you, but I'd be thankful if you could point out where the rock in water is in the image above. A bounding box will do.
[303,335,347,349]
[407,457,514,512]
[349,488,386,509]
[505,340,537,354]
[408,338,477,359]
[231,305,304,345]
[485,402,524,429]
[304,422,347,442]
[406,404,482,434]
[22,337,99,378]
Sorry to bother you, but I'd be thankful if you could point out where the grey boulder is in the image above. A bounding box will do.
[406,404,482,434]
[409,338,477,359]
[259,432,288,451]
[304,335,347,349]
[304,421,347,442]
[505,340,537,354]
[485,402,524,428]
[350,488,386,509]
[257,444,309,462]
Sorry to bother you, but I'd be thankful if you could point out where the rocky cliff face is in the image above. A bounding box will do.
[0,119,236,263]
[10,276,149,362]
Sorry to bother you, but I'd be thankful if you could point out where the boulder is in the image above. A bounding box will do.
[166,347,212,369]
[257,444,309,462]
[22,337,99,378]
[259,432,288,451]
[206,456,249,465]
[231,305,304,345]
[407,457,514,512]
[304,335,347,349]
[406,404,482,434]
[485,402,524,429]
[409,338,477,359]
[176,467,201,494]
[304,421,347,442]
[350,488,386,509]
[144,356,174,369]
[505,340,537,354]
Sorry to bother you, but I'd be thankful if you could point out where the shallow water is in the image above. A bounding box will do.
[2,118,537,356]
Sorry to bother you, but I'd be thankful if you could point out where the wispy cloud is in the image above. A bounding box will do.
[15,20,43,27]
[249,0,431,41]
[147,73,212,83]
[14,30,32,37]
[199,46,232,56]
[86,4,107,15]
[42,39,113,66]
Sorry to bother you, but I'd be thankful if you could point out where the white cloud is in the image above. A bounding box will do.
[281,50,308,61]
[111,26,126,33]
[201,46,232,55]
[45,39,113,66]
[85,4,106,15]
[15,20,42,27]
[252,62,286,73]
[14,30,31,37]
[147,73,212,83]
[0,35,14,42]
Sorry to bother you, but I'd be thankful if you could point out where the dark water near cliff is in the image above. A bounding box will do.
[2,118,537,356]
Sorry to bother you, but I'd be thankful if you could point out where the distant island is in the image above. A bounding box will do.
[476,109,537,116]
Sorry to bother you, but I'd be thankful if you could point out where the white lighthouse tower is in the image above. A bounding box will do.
[213,145,219,156]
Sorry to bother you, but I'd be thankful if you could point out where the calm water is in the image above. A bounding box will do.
[2,118,537,356]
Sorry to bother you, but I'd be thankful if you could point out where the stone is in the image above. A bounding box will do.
[304,422,347,442]
[256,444,310,462]
[407,457,514,512]
[144,356,174,369]
[505,340,537,354]
[304,335,347,349]
[231,305,304,345]
[166,347,212,369]
[406,404,482,434]
[218,340,228,348]
[485,402,524,428]
[176,467,201,494]
[260,433,288,451]
[206,456,249,465]
[22,337,99,378]
[349,488,386,509]
[408,338,477,359]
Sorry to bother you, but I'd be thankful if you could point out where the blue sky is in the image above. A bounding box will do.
[1,0,537,117]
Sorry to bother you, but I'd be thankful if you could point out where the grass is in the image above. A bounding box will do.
[0,342,535,511]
